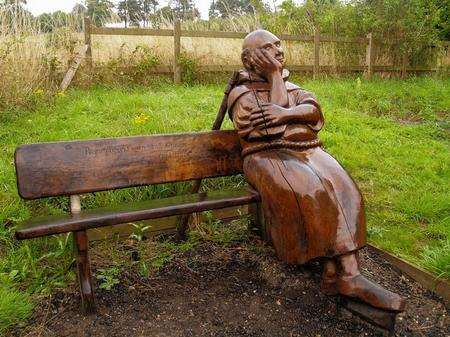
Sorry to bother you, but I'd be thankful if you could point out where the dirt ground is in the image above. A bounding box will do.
[10,238,449,337]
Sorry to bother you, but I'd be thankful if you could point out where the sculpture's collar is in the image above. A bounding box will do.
[237,69,290,85]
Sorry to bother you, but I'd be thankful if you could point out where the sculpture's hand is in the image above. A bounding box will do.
[250,103,293,128]
[250,49,282,79]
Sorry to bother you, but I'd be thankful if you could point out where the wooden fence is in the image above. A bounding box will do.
[84,18,448,83]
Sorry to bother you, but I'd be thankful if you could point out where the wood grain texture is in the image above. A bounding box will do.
[91,26,174,36]
[340,297,397,333]
[84,17,92,69]
[181,30,247,39]
[365,33,373,79]
[314,28,320,79]
[15,188,259,239]
[74,230,96,314]
[368,244,450,304]
[15,130,243,199]
[60,44,88,91]
[173,20,181,84]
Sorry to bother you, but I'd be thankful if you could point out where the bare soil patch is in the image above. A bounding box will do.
[9,239,449,337]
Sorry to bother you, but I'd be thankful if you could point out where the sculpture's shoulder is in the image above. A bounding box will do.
[285,82,317,98]
[285,81,302,91]
[227,84,252,113]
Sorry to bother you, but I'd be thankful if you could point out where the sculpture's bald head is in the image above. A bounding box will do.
[241,29,284,72]
[242,30,280,50]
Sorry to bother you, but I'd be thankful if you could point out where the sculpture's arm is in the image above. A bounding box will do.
[250,49,288,107]
[268,72,289,107]
[231,93,286,141]
[249,102,321,129]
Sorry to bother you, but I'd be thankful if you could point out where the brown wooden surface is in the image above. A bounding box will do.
[177,71,241,240]
[365,33,373,79]
[84,24,447,78]
[181,30,247,39]
[15,189,259,239]
[88,204,249,241]
[91,26,174,37]
[340,297,397,333]
[368,244,450,304]
[84,17,92,70]
[60,44,88,91]
[74,230,96,314]
[15,130,243,199]
[229,29,405,314]
[173,20,181,84]
[88,27,368,44]
[313,28,320,79]
[319,35,366,43]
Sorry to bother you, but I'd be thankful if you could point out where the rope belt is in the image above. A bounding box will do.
[242,138,322,157]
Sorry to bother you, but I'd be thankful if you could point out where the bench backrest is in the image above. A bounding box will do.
[15,130,243,199]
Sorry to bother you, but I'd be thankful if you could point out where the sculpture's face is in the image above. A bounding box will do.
[242,30,285,70]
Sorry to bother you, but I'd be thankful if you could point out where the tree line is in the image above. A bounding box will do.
[0,0,448,43]
[0,0,263,30]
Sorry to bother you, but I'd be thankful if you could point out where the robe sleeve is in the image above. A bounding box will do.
[231,95,259,140]
[292,89,325,132]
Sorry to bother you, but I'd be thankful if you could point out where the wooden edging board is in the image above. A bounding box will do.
[368,244,450,304]
[88,204,449,304]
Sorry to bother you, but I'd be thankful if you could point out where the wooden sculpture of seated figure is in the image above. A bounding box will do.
[227,29,405,312]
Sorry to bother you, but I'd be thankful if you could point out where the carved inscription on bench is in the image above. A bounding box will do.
[15,130,244,199]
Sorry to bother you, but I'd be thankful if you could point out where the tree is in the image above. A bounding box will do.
[84,0,114,26]
[171,0,200,21]
[154,5,174,25]
[209,0,255,19]
[117,0,142,27]
[72,3,87,16]
[70,3,87,31]
[0,0,33,33]
[0,0,27,5]
[139,0,158,27]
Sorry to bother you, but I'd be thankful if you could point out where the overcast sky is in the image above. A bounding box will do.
[25,1,302,20]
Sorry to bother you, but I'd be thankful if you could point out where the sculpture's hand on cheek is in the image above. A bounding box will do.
[249,103,293,128]
[250,49,282,78]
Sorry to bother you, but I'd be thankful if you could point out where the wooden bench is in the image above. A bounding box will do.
[14,130,261,314]
[14,129,400,333]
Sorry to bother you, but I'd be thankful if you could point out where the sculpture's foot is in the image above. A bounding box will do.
[337,274,405,312]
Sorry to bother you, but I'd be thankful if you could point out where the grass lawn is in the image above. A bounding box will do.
[0,76,449,334]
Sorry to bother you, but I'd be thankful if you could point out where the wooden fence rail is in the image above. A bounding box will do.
[83,18,448,83]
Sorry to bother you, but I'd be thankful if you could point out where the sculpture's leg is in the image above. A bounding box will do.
[337,252,405,312]
[321,259,338,295]
[73,230,96,314]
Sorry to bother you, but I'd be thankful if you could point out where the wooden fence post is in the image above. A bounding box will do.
[84,17,92,70]
[173,20,181,84]
[401,51,408,78]
[60,44,89,91]
[313,28,320,79]
[365,32,373,79]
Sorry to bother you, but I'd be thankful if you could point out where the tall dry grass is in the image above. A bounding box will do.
[1,6,448,110]
[0,5,83,110]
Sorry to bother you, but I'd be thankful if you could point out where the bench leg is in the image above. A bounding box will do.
[176,213,190,241]
[73,230,96,314]
[248,202,269,241]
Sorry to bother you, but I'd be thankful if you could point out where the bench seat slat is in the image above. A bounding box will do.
[15,188,260,240]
